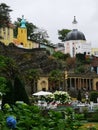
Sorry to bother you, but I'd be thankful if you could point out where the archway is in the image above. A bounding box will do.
[41,81,47,91]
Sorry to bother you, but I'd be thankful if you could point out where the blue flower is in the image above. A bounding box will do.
[6,116,17,129]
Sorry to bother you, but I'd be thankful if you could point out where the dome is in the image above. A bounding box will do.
[66,29,86,41]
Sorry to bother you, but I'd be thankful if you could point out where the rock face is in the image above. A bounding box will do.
[0,42,64,74]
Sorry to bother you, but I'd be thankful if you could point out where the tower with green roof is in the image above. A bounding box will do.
[17,15,28,48]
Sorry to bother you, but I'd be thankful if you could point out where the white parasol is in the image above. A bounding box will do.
[32,91,52,96]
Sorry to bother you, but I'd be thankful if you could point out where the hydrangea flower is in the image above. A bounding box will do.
[6,116,17,129]
[52,91,71,104]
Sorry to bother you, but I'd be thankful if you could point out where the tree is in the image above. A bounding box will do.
[52,52,70,61]
[0,55,19,84]
[49,69,63,91]
[90,91,98,103]
[14,76,30,104]
[58,29,71,42]
[76,53,86,63]
[75,65,85,74]
[52,51,65,60]
[0,3,12,28]
[30,28,50,44]
[66,57,76,70]
[26,69,40,95]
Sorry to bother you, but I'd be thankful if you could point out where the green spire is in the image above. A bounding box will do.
[20,15,26,28]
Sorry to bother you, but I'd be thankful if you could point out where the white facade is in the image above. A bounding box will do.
[64,40,91,57]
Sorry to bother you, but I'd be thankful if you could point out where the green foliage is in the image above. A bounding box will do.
[27,69,40,81]
[77,90,82,102]
[58,29,71,42]
[14,76,30,105]
[26,69,40,94]
[76,53,85,63]
[75,53,90,73]
[2,80,14,108]
[49,69,64,91]
[90,91,98,103]
[0,55,19,80]
[52,51,64,59]
[49,69,63,82]
[76,66,85,73]
[0,76,7,95]
[0,104,83,130]
[52,51,70,61]
[84,112,98,122]
[0,3,12,28]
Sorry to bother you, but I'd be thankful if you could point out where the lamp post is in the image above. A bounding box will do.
[64,71,68,91]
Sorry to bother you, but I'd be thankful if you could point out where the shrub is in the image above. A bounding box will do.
[2,80,14,109]
[90,91,98,103]
[49,91,71,104]
[0,104,83,130]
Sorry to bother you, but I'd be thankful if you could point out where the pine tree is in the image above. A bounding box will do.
[0,3,12,28]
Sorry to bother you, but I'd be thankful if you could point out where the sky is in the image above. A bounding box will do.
[1,0,98,47]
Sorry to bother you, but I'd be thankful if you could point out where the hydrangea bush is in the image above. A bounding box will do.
[50,91,71,104]
[0,103,83,130]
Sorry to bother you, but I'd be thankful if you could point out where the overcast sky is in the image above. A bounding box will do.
[1,0,98,47]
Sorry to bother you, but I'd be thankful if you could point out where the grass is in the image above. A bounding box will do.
[79,122,98,130]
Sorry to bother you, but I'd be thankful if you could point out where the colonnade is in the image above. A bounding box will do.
[67,77,93,91]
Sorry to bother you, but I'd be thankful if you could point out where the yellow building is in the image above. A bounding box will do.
[0,16,39,49]
[91,48,98,56]
[0,23,14,45]
[13,15,39,49]
[0,16,55,53]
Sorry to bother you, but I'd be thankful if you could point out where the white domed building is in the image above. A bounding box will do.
[64,16,91,57]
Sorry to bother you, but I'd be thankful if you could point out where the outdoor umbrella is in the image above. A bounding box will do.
[32,91,52,96]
